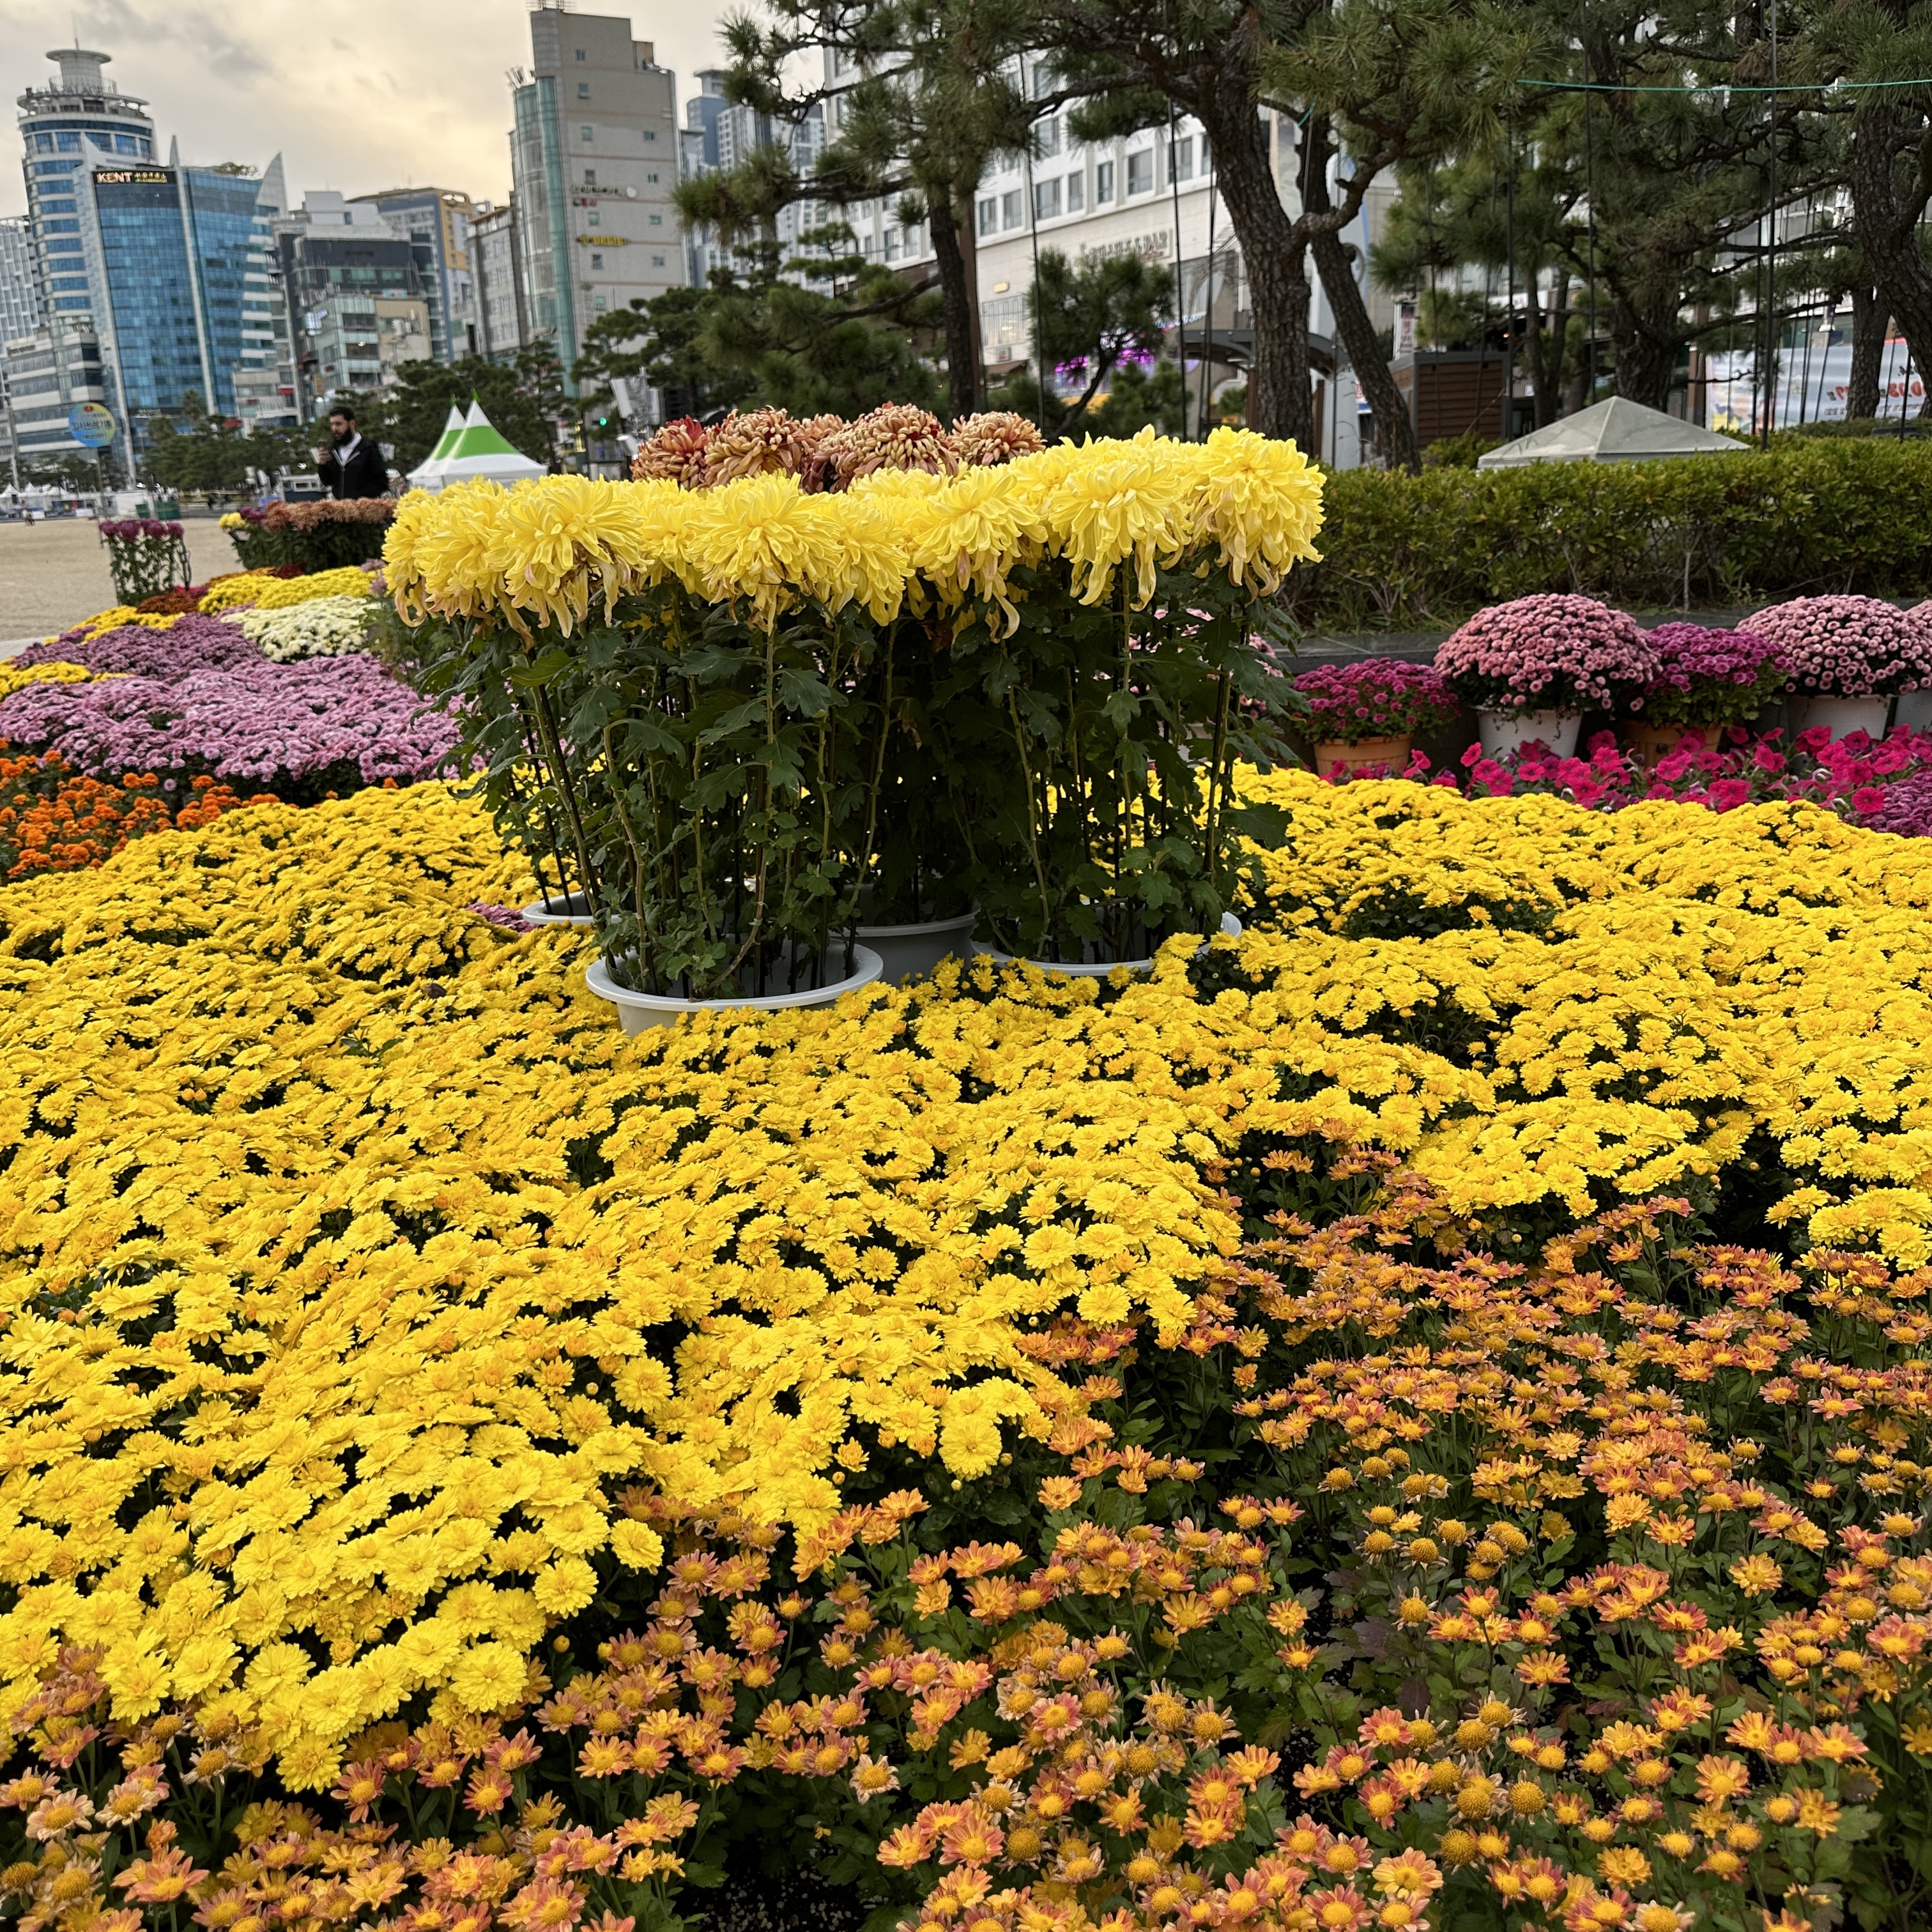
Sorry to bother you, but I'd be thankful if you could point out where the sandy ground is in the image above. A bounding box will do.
[0,516,243,653]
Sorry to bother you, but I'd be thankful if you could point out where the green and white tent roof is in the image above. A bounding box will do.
[407,401,545,492]
[1475,397,1749,468]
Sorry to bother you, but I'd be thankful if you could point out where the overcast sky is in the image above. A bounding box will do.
[1,0,733,218]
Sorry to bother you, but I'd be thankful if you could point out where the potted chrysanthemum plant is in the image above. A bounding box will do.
[1294,660,1456,778]
[938,429,1322,970]
[1746,595,1932,740]
[1626,623,1788,762]
[1434,594,1659,758]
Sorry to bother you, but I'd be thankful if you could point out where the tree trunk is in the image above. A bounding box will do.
[1201,100,1312,447]
[1608,293,1679,409]
[1531,273,1570,427]
[1848,284,1884,420]
[928,187,981,420]
[1301,119,1418,471]
[1849,103,1932,417]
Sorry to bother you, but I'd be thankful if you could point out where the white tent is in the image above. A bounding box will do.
[406,401,544,493]
[1476,397,1749,470]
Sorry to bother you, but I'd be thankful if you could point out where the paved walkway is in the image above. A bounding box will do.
[0,516,243,650]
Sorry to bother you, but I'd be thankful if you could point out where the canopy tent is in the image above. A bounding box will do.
[1475,397,1749,470]
[406,401,544,492]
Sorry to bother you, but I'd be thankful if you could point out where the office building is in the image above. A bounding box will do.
[14,46,284,473]
[510,3,684,384]
[349,186,476,363]
[0,217,41,344]
[470,200,528,359]
[275,197,433,413]
[965,65,1392,454]
[2,319,111,475]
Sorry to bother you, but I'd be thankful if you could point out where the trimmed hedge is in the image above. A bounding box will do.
[1294,437,1932,632]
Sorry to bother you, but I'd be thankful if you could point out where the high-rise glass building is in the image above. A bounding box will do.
[14,47,279,473]
[510,3,684,389]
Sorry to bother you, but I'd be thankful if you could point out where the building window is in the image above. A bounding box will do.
[591,252,604,268]
[647,171,659,182]
[57,132,81,151]
[576,47,586,59]
[1001,188,1022,229]
[581,125,594,142]
[1034,178,1060,221]
[595,293,608,311]
[643,129,657,140]
[649,212,663,225]
[578,82,590,99]
[1066,170,1084,213]
[585,168,597,185]
[1126,150,1153,195]
[652,253,665,265]
[1170,137,1193,183]
[1037,118,1061,157]
[977,196,997,236]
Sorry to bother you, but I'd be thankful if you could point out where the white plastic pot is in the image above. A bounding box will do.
[585,945,884,1034]
[519,890,596,928]
[1476,709,1582,759]
[1894,690,1932,734]
[977,913,1242,979]
[1790,694,1893,742]
[855,907,979,986]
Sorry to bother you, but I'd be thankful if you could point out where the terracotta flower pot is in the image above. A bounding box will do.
[1313,735,1412,778]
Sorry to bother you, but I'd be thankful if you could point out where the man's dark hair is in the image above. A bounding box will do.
[329,405,356,424]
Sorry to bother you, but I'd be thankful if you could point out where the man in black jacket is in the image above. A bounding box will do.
[312,406,390,499]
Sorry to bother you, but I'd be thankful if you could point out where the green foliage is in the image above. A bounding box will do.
[946,553,1297,961]
[380,348,566,475]
[139,392,306,496]
[1421,427,1500,468]
[691,236,946,417]
[1294,438,1932,631]
[574,286,746,424]
[982,249,1172,441]
[1086,357,1191,440]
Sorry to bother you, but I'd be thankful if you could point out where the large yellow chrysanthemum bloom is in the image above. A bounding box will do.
[1032,428,1193,607]
[1187,426,1325,592]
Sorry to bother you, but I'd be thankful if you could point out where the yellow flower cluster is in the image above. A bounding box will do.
[1234,770,1932,1261]
[0,661,100,700]
[203,566,372,614]
[196,572,286,613]
[383,427,1325,635]
[49,606,183,642]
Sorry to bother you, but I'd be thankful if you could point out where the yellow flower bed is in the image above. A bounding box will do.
[1236,770,1932,1256]
[200,567,371,615]
[0,661,101,699]
[50,606,183,642]
[4,771,1932,1781]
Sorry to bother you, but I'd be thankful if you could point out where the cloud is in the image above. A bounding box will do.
[1,0,730,216]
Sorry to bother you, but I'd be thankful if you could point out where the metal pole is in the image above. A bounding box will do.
[1199,146,1218,438]
[1505,107,1517,440]
[1762,0,1778,448]
[1167,103,1188,436]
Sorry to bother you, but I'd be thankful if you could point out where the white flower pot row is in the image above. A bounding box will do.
[533,903,1244,1031]
[1476,693,1923,762]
